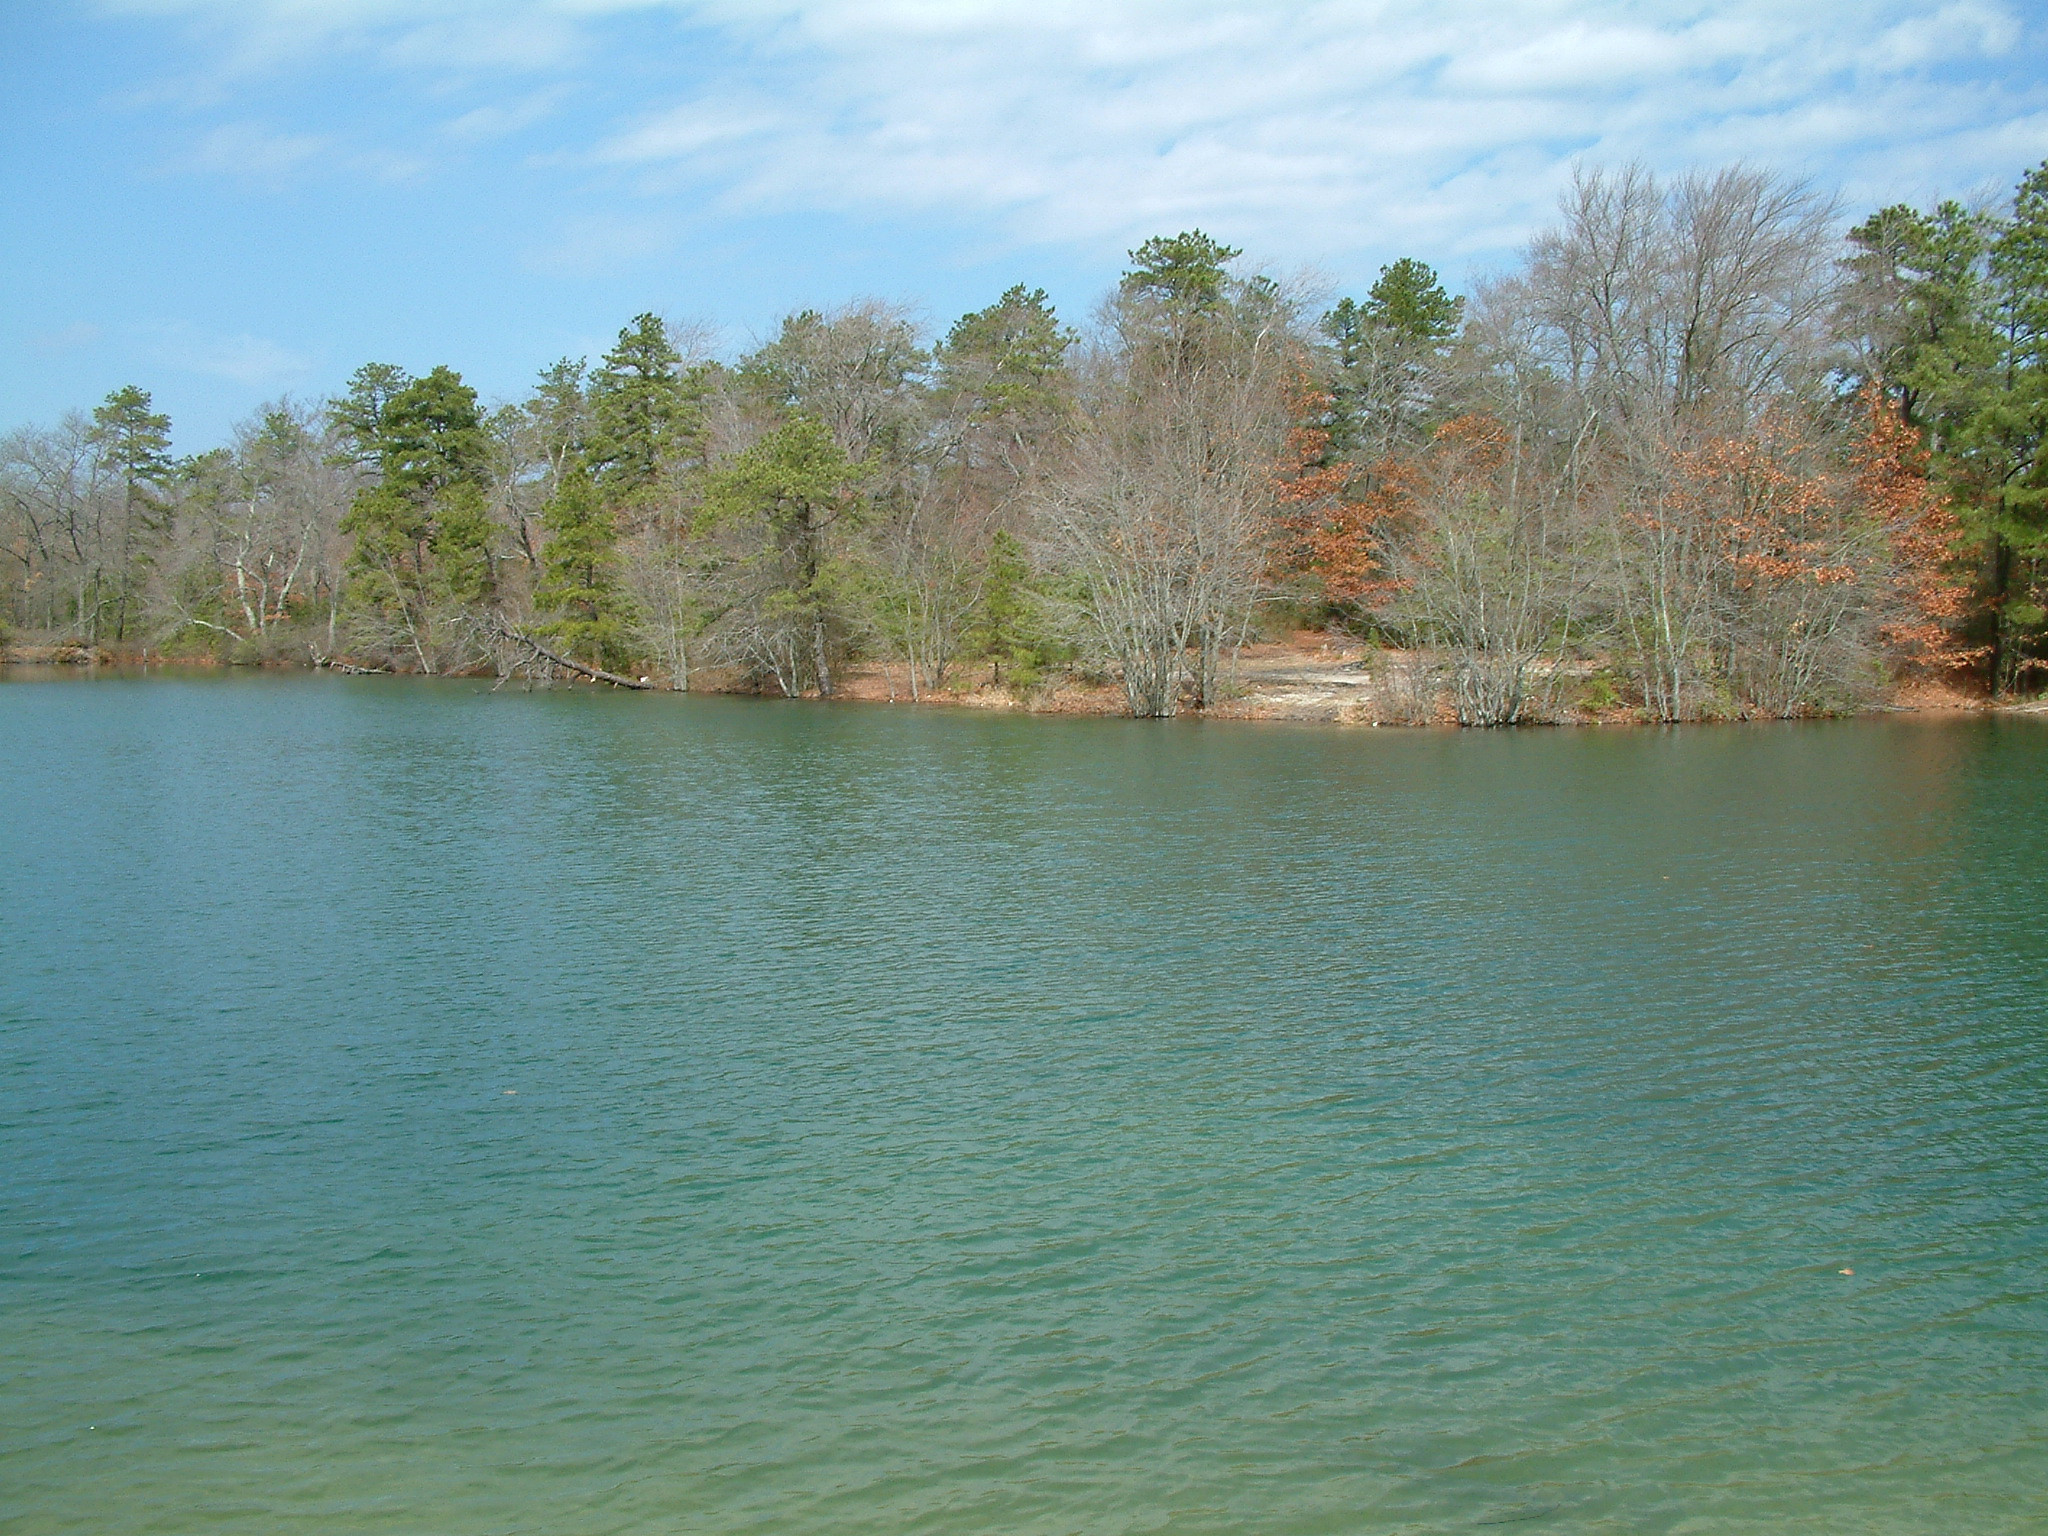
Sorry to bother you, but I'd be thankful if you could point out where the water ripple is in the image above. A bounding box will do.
[3,678,2046,1534]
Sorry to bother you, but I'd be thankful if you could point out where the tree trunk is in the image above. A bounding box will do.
[812,617,832,697]
[484,613,654,689]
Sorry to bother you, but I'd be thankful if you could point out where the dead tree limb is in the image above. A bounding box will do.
[480,612,655,690]
[311,650,391,675]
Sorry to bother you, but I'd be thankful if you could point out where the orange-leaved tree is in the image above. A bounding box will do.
[1850,385,1980,676]
[1269,383,1409,609]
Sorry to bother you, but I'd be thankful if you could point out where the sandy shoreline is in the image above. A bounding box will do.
[3,635,2010,725]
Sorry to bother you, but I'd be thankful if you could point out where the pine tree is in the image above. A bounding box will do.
[1978,162,2048,676]
[337,364,495,666]
[702,415,869,695]
[533,458,635,669]
[1848,162,2048,687]
[1319,259,1462,459]
[378,366,491,501]
[588,314,699,502]
[329,363,412,469]
[1362,257,1462,343]
[88,385,174,641]
[939,286,1074,423]
[966,529,1053,687]
[1843,201,1996,444]
[1318,299,1372,455]
[1122,231,1241,312]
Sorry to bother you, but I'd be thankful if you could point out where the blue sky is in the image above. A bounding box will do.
[7,0,2048,450]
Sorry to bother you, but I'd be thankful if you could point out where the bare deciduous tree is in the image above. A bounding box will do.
[1,416,108,638]
[163,403,354,659]
[1379,411,1595,725]
[1039,280,1304,716]
[1455,164,1875,719]
[1522,164,1839,430]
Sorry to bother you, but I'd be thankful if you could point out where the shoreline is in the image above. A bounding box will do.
[2,637,2010,726]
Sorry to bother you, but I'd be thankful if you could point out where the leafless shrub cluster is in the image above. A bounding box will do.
[1037,278,1306,716]
[1356,166,1933,722]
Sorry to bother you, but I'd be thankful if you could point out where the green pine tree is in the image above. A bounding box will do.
[1319,259,1462,458]
[337,364,496,666]
[533,458,635,669]
[702,415,869,695]
[1122,231,1242,312]
[1362,257,1462,343]
[88,385,175,641]
[1848,162,2048,687]
[588,314,701,502]
[1844,201,1997,443]
[940,286,1074,420]
[1977,162,2048,676]
[329,363,413,468]
[967,529,1054,688]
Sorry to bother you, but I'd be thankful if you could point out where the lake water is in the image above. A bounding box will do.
[3,673,2046,1534]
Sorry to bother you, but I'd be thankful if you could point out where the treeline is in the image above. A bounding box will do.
[5,160,2044,721]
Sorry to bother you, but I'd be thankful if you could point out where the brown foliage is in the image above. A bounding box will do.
[1851,388,1979,671]
[1269,386,1407,606]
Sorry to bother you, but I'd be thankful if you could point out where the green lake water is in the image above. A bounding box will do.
[3,673,2046,1535]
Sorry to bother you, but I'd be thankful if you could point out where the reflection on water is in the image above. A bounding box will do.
[3,675,2045,1534]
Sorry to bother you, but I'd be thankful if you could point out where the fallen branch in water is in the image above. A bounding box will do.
[311,651,391,675]
[481,613,655,690]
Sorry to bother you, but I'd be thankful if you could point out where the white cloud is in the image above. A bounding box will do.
[1440,24,1693,94]
[27,323,108,354]
[443,87,570,142]
[140,322,313,385]
[187,120,331,178]
[377,9,590,73]
[179,120,427,184]
[562,0,2048,264]
[596,99,784,163]
[1868,1,2020,67]
[521,211,687,277]
[106,0,2048,271]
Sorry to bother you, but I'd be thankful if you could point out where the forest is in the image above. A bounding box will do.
[4,160,2045,723]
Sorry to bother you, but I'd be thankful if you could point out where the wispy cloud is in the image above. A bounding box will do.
[139,321,313,385]
[178,119,427,184]
[596,99,784,164]
[443,87,570,143]
[573,0,2047,263]
[1868,1,2021,68]
[187,120,331,180]
[521,211,687,278]
[27,322,108,354]
[101,0,2048,269]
